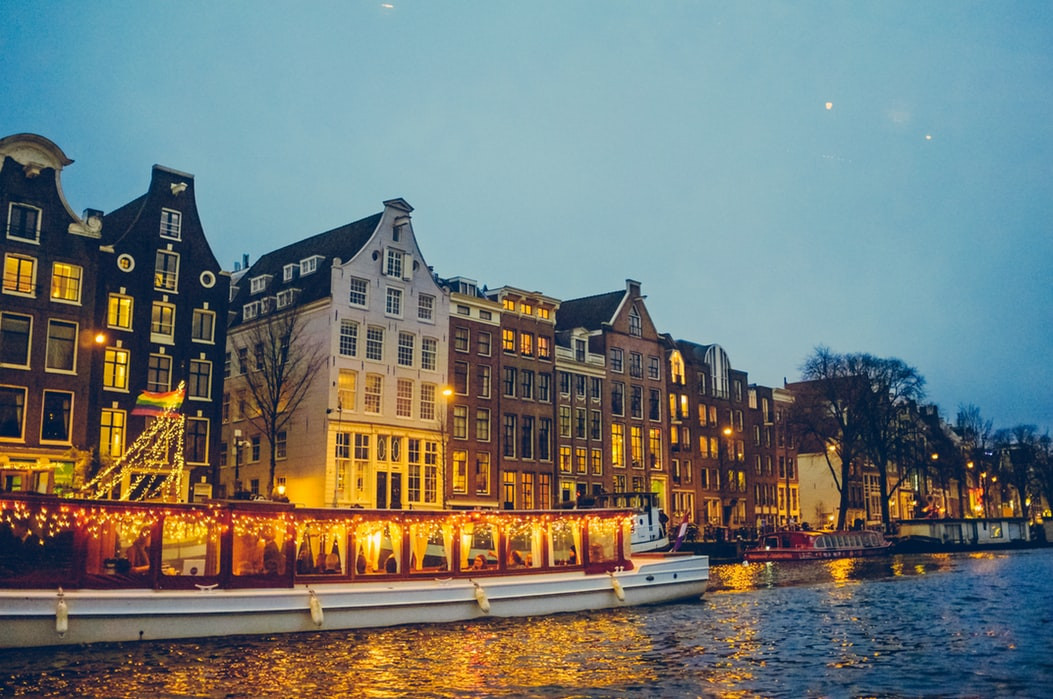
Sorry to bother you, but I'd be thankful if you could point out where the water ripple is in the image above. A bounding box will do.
[3,549,1052,697]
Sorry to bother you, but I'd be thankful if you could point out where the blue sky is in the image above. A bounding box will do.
[2,2,1050,433]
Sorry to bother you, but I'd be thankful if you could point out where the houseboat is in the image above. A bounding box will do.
[893,517,1034,553]
[744,529,892,563]
[0,494,708,648]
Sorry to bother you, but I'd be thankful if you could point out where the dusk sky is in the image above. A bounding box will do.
[2,2,1050,434]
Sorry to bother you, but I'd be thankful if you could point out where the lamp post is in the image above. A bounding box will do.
[232,428,249,498]
[439,387,452,508]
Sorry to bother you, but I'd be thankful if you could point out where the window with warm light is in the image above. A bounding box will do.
[107,294,133,330]
[50,262,82,303]
[3,253,36,296]
[99,408,125,458]
[364,374,383,414]
[103,347,130,390]
[396,378,413,418]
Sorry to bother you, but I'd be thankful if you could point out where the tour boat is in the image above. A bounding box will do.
[0,494,708,648]
[743,529,892,563]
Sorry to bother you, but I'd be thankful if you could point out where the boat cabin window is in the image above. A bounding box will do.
[83,513,153,578]
[505,521,541,569]
[354,520,402,575]
[232,514,288,576]
[409,521,453,574]
[460,520,498,571]
[162,512,221,577]
[0,507,74,584]
[549,519,582,566]
[586,518,619,564]
[295,521,346,575]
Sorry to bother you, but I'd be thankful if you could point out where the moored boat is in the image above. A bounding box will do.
[0,494,708,648]
[587,492,670,553]
[743,529,891,563]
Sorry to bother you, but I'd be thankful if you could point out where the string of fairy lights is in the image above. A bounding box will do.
[0,496,633,556]
[81,383,188,502]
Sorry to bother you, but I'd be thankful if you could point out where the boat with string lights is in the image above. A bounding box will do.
[0,493,709,648]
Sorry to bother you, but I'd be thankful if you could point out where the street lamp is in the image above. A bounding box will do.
[438,386,453,509]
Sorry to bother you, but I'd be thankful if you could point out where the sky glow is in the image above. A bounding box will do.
[1,1,1049,432]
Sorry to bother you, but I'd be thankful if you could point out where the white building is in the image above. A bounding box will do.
[223,199,449,508]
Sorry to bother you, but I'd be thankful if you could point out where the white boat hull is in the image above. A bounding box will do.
[0,554,708,648]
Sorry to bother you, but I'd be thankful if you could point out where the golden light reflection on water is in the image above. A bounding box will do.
[18,612,663,698]
[709,553,957,594]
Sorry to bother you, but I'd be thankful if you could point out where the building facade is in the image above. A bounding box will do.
[223,199,450,509]
[0,134,102,493]
[96,164,230,498]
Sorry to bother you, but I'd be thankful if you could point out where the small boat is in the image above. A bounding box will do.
[743,529,892,563]
[0,494,708,648]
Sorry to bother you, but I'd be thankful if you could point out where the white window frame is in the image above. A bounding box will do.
[7,203,41,243]
[159,208,182,240]
[348,277,368,307]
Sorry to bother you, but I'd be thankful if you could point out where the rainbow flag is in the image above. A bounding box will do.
[131,388,185,417]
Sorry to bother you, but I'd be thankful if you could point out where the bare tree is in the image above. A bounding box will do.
[995,424,1042,519]
[955,404,995,516]
[791,347,871,530]
[793,346,925,531]
[231,305,327,495]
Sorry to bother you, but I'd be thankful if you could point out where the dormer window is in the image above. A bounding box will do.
[160,209,181,240]
[249,275,271,294]
[277,289,297,308]
[300,255,323,276]
[283,264,297,282]
[260,296,276,314]
[243,301,260,320]
[385,248,404,278]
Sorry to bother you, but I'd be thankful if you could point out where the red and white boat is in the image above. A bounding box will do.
[0,494,708,648]
[744,529,892,563]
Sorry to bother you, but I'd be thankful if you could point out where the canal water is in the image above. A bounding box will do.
[3,548,1051,698]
